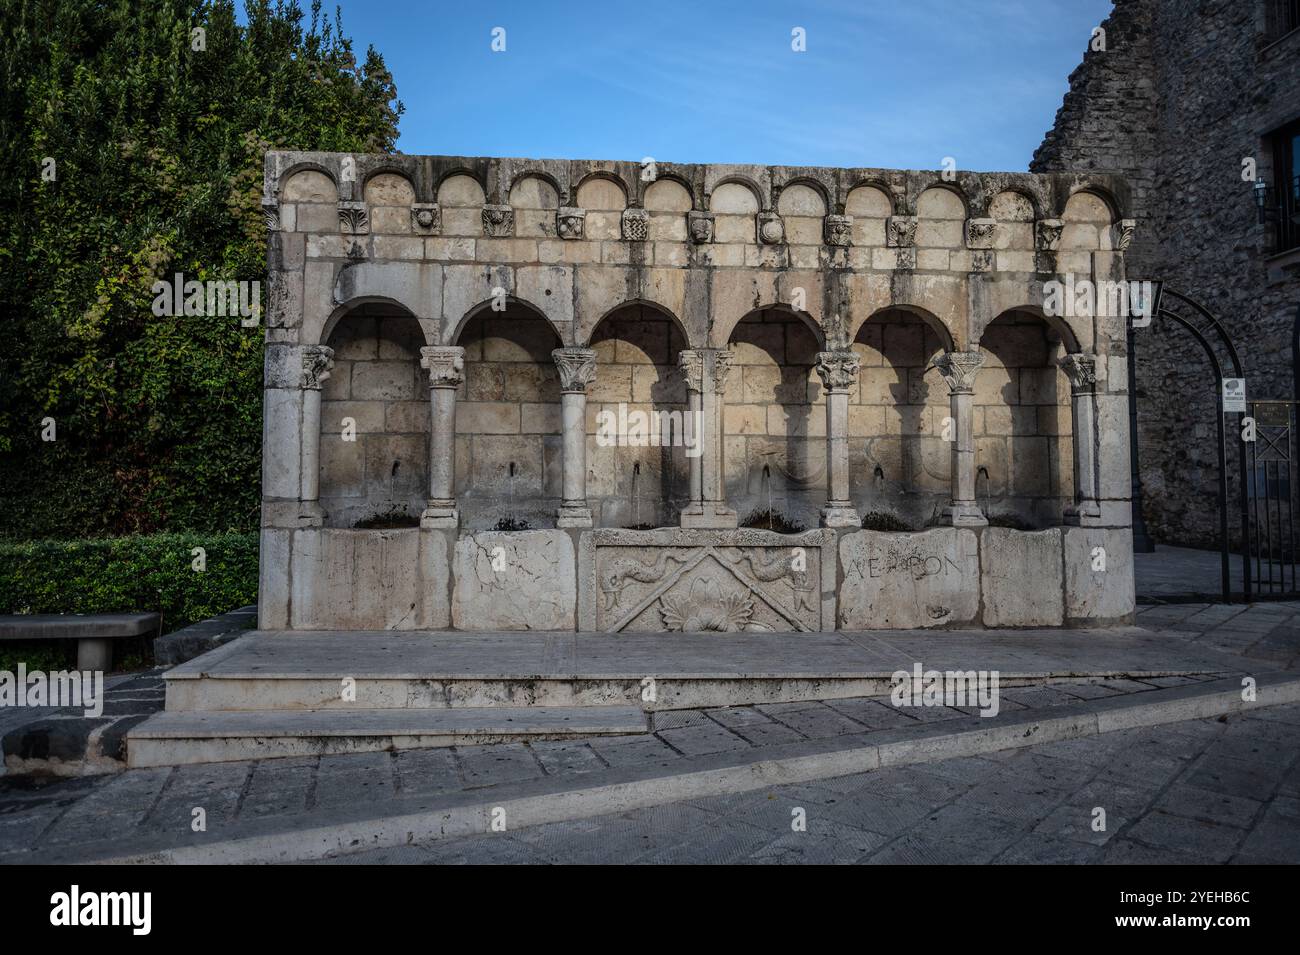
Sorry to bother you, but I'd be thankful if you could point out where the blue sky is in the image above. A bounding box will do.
[325,0,1113,171]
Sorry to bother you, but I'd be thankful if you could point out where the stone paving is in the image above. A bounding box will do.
[0,672,1221,860]
[315,703,1300,865]
[1,600,1298,862]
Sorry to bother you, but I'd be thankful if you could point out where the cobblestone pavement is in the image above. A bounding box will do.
[0,673,1223,859]
[316,703,1300,865]
[1,602,1297,862]
[1134,601,1300,669]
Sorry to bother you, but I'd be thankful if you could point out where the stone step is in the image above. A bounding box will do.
[161,629,1237,713]
[126,705,648,768]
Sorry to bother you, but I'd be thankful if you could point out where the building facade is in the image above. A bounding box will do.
[258,152,1137,632]
[1034,0,1300,549]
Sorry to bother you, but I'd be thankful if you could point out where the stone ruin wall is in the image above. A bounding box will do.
[1034,0,1300,549]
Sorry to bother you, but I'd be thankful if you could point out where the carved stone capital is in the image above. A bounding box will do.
[420,345,465,389]
[556,207,586,241]
[677,349,732,394]
[338,200,369,236]
[300,345,335,391]
[965,218,997,249]
[1036,218,1064,252]
[552,347,597,393]
[1060,353,1098,393]
[713,349,733,395]
[261,197,280,232]
[815,350,861,392]
[934,350,984,394]
[411,203,441,234]
[677,349,704,393]
[757,212,784,245]
[823,214,853,247]
[886,215,918,248]
[622,208,649,241]
[1114,218,1136,251]
[482,204,514,237]
[688,211,714,244]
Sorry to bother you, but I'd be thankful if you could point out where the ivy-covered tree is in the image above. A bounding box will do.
[0,0,402,538]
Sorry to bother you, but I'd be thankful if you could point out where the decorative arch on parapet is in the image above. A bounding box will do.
[576,171,631,209]
[847,304,958,354]
[1056,182,1127,222]
[277,162,340,202]
[359,164,416,199]
[447,295,568,348]
[638,174,695,211]
[705,176,766,213]
[433,167,489,201]
[774,177,831,217]
[843,178,897,217]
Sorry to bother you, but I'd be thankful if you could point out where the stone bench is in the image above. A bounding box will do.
[0,613,161,670]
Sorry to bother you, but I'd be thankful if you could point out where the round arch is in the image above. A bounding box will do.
[583,299,691,349]
[850,304,956,354]
[448,295,567,348]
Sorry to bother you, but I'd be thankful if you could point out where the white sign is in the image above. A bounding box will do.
[1222,378,1247,412]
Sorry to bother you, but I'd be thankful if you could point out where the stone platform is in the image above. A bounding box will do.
[127,624,1243,767]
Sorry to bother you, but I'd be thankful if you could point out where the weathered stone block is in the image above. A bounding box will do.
[290,528,449,630]
[1063,526,1135,625]
[838,528,980,629]
[452,530,576,630]
[979,527,1064,627]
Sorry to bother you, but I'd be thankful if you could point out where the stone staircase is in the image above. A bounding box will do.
[126,627,1238,768]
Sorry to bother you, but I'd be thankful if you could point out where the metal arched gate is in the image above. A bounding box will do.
[1138,286,1300,602]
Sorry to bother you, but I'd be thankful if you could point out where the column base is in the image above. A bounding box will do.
[557,504,593,528]
[680,503,738,529]
[420,502,459,529]
[820,502,861,528]
[943,502,988,527]
[1064,502,1103,527]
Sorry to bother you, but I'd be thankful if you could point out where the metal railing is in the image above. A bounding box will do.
[1267,0,1300,40]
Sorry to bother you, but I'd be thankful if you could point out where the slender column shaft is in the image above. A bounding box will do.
[420,346,465,528]
[297,345,334,524]
[1061,353,1101,524]
[815,349,861,527]
[553,348,597,527]
[678,349,737,528]
[935,350,987,527]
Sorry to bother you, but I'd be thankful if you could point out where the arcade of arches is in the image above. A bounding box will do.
[259,152,1136,632]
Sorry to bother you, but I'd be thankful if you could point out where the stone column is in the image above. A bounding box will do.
[935,350,987,527]
[1061,353,1102,525]
[815,349,862,527]
[678,348,738,528]
[553,347,597,527]
[298,345,335,521]
[419,345,465,529]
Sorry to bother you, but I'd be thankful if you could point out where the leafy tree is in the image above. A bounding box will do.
[0,0,402,538]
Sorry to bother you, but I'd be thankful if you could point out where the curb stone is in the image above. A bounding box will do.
[14,672,1296,865]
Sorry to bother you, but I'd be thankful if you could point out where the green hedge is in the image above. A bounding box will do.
[0,532,258,632]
